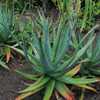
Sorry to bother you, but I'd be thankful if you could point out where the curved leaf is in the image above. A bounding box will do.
[0,60,9,70]
[65,64,81,77]
[58,76,99,85]
[20,76,49,93]
[76,84,97,92]
[56,82,75,100]
[43,80,55,100]
[16,86,43,100]
[15,70,39,80]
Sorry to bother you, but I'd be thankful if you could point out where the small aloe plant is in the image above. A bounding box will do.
[0,5,23,63]
[72,24,100,76]
[16,14,99,100]
[0,5,13,63]
[0,5,13,42]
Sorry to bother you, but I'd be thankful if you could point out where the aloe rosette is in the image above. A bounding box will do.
[16,15,99,100]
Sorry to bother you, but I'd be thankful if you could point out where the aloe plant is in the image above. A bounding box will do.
[71,23,100,76]
[0,5,13,42]
[0,5,24,64]
[15,14,99,100]
[0,5,13,61]
[81,27,100,76]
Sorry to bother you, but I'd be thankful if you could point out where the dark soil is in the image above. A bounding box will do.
[0,56,42,100]
[0,69,43,100]
[0,69,25,100]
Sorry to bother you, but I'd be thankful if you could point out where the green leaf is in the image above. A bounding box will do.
[0,60,9,70]
[43,80,55,100]
[66,35,95,70]
[6,45,24,56]
[28,51,41,66]
[65,64,81,77]
[27,49,45,73]
[56,57,73,72]
[80,25,99,44]
[52,17,65,61]
[31,32,41,57]
[16,86,43,100]
[89,66,100,75]
[79,89,85,100]
[15,70,38,80]
[76,84,97,92]
[56,82,74,100]
[39,14,51,60]
[58,76,99,85]
[20,76,50,93]
[93,34,100,61]
[0,6,12,42]
[54,26,70,65]
[39,14,54,71]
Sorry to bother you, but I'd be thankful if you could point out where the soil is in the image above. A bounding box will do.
[0,69,25,100]
[0,69,43,100]
[0,55,43,100]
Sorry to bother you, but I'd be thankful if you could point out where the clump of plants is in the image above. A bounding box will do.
[0,5,24,69]
[72,25,100,76]
[15,13,100,100]
[0,5,13,69]
[51,0,96,31]
[0,0,99,100]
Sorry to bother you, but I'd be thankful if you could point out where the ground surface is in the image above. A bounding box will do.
[0,69,24,100]
[0,69,43,100]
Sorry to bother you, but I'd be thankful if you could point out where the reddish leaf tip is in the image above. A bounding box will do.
[15,96,21,100]
[65,94,75,100]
